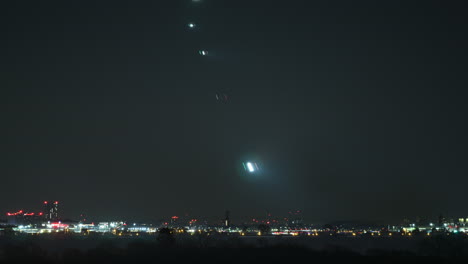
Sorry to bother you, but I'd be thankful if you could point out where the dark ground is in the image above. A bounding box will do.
[1,233,468,263]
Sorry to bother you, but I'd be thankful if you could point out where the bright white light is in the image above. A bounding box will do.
[199,50,207,56]
[246,162,255,172]
[188,23,196,28]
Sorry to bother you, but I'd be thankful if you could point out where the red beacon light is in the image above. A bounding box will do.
[54,201,59,204]
[44,201,48,204]
[6,210,24,216]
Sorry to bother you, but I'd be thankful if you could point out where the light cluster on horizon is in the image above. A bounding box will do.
[2,201,468,238]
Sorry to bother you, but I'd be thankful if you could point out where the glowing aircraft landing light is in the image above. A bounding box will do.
[246,162,255,172]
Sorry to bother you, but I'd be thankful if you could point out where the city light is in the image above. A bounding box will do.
[3,197,468,252]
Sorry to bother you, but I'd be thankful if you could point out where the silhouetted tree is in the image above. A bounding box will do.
[242,225,248,234]
[258,224,271,236]
[157,227,175,247]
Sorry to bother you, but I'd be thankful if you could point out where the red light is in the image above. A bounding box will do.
[24,213,35,216]
[171,216,179,219]
[51,222,68,228]
[44,201,48,204]
[38,212,43,216]
[54,201,58,204]
[7,210,24,216]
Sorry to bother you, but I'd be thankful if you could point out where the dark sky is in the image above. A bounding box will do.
[1,0,467,224]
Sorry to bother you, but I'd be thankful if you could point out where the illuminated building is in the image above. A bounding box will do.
[6,210,24,225]
[6,210,44,225]
[288,210,304,227]
[43,201,59,221]
[170,216,179,226]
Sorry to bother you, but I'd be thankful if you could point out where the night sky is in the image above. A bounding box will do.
[1,0,467,224]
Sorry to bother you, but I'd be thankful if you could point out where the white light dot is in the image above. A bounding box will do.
[247,162,255,172]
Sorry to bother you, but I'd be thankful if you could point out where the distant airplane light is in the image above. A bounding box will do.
[247,162,255,172]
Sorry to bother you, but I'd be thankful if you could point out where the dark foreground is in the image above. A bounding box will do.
[1,233,468,263]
